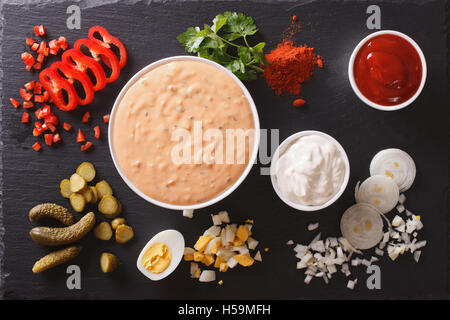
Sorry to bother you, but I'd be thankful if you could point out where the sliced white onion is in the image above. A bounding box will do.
[199,270,216,282]
[218,211,230,223]
[183,209,194,218]
[369,148,416,192]
[340,203,384,250]
[247,237,259,250]
[307,223,319,231]
[355,175,399,213]
[254,250,262,262]
[211,214,222,225]
[286,240,294,246]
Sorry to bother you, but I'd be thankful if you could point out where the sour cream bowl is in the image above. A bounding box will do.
[270,131,350,212]
[109,56,260,211]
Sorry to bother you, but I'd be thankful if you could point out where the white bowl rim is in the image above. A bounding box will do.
[108,55,261,211]
[136,229,185,281]
[270,130,350,212]
[348,30,427,111]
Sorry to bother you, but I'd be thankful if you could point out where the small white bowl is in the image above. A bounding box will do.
[109,56,260,211]
[348,30,427,111]
[136,229,185,281]
[270,130,350,212]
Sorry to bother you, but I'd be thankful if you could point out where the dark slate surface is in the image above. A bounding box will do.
[0,0,448,299]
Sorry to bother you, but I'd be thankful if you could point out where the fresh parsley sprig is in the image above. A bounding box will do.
[177,12,268,81]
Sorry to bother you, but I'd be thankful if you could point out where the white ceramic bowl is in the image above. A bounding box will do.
[109,56,260,211]
[348,30,427,111]
[270,130,350,212]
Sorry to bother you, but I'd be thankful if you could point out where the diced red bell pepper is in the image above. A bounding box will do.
[44,114,59,126]
[25,81,35,91]
[81,141,93,152]
[34,95,44,103]
[42,91,49,102]
[26,38,35,46]
[103,114,110,123]
[88,26,127,69]
[33,128,41,136]
[37,53,44,63]
[20,88,33,101]
[62,48,107,91]
[34,25,46,36]
[10,98,20,108]
[81,111,91,123]
[94,125,101,139]
[32,142,41,151]
[76,129,86,143]
[63,122,72,131]
[53,133,62,143]
[58,36,68,50]
[44,133,53,146]
[49,39,59,49]
[35,122,44,132]
[39,68,79,111]
[21,52,35,69]
[23,101,34,109]
[46,123,57,133]
[21,112,30,123]
[31,43,39,51]
[41,105,51,117]
[44,48,50,57]
[37,41,47,54]
[33,63,42,70]
[51,61,95,105]
[74,39,121,83]
[35,108,44,119]
[33,82,42,94]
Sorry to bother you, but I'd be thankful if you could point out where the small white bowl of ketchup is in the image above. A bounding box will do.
[348,30,427,111]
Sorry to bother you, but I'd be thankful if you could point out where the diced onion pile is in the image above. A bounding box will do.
[184,211,262,284]
[290,148,426,290]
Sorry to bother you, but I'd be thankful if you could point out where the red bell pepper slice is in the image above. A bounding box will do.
[32,142,41,151]
[44,134,53,146]
[63,122,72,131]
[62,48,107,91]
[50,61,95,106]
[94,125,101,139]
[81,141,93,152]
[10,98,20,108]
[39,68,79,111]
[21,112,30,123]
[74,39,120,83]
[76,129,86,143]
[88,26,127,69]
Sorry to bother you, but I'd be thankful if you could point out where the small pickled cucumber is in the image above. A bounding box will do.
[29,212,95,246]
[96,180,113,199]
[111,217,126,230]
[70,173,86,193]
[29,203,74,226]
[98,195,119,218]
[100,252,119,273]
[60,179,73,198]
[94,222,113,240]
[32,245,83,274]
[70,193,86,213]
[115,224,134,244]
[76,162,96,182]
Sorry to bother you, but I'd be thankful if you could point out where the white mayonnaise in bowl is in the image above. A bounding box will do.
[109,56,260,211]
[270,131,350,212]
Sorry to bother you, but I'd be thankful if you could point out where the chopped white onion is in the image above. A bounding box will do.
[183,209,194,218]
[307,222,319,231]
[199,270,216,282]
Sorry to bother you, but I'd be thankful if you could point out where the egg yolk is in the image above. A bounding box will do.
[142,242,172,274]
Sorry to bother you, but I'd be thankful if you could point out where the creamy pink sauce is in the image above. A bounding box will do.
[112,60,254,205]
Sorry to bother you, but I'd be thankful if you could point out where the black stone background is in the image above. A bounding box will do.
[0,0,448,299]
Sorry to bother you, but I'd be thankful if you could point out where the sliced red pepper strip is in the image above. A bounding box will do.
[81,111,91,123]
[32,142,41,151]
[62,48,107,91]
[63,122,72,131]
[94,125,101,139]
[76,129,86,143]
[81,141,93,152]
[10,98,20,108]
[44,134,53,146]
[74,39,120,83]
[88,26,127,69]
[21,112,30,123]
[39,68,79,111]
[50,61,95,105]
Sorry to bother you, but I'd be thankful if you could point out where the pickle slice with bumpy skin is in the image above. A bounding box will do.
[32,245,82,273]
[29,203,74,226]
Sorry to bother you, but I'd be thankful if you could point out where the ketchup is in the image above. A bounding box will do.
[353,34,422,106]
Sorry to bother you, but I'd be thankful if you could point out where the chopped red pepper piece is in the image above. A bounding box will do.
[44,133,53,146]
[35,108,44,119]
[53,133,62,143]
[10,98,20,108]
[31,43,39,51]
[63,122,72,131]
[25,81,35,91]
[37,53,44,63]
[39,68,79,111]
[94,125,101,139]
[20,88,33,101]
[81,111,91,123]
[21,112,30,123]
[35,122,44,132]
[46,123,57,133]
[26,38,35,46]
[37,41,47,54]
[44,114,59,126]
[33,128,41,136]
[34,95,44,103]
[58,36,68,50]
[42,91,49,102]
[34,25,46,36]
[88,26,127,69]
[103,114,110,123]
[43,48,50,57]
[23,101,34,109]
[33,82,42,94]
[33,63,42,70]
[81,141,93,152]
[41,105,51,117]
[76,129,86,143]
[32,142,41,151]
[21,52,35,69]
[62,48,107,91]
